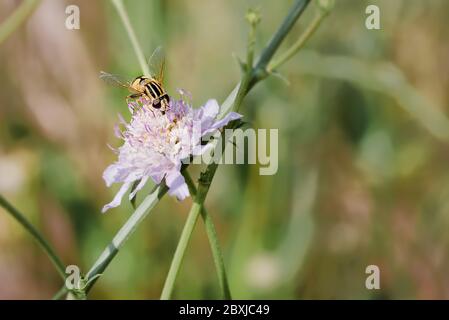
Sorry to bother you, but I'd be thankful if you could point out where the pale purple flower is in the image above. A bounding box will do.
[102,93,242,213]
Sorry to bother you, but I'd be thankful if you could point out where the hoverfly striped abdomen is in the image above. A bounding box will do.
[144,80,170,110]
[129,76,169,111]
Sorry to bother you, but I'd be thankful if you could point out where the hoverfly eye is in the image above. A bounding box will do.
[153,100,161,109]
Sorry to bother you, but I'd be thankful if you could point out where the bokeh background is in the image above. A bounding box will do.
[1,0,449,299]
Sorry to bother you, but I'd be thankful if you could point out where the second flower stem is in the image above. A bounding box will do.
[0,194,66,280]
[161,164,220,300]
[111,0,150,77]
[267,1,332,72]
[163,170,232,299]
[160,202,202,300]
[0,0,41,46]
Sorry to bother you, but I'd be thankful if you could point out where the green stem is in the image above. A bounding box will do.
[0,0,41,46]
[268,1,332,72]
[200,207,232,299]
[111,0,150,77]
[218,0,312,118]
[160,203,201,299]
[52,184,168,299]
[52,285,68,300]
[85,184,168,293]
[185,172,231,299]
[245,9,260,71]
[250,0,311,86]
[0,194,66,280]
[161,164,219,300]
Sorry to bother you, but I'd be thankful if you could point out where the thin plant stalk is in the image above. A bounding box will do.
[53,184,168,299]
[85,184,168,292]
[160,202,202,300]
[111,0,150,76]
[184,173,232,299]
[0,194,66,280]
[52,285,68,300]
[0,0,41,46]
[268,0,333,72]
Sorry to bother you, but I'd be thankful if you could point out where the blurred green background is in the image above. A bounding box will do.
[1,0,449,299]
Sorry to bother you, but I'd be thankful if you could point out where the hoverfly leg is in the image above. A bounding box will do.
[126,94,142,112]
[128,93,141,100]
[157,94,169,113]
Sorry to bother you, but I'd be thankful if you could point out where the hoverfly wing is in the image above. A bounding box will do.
[99,71,134,90]
[147,46,165,83]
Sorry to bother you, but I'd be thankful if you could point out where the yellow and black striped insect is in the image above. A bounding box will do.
[100,47,170,111]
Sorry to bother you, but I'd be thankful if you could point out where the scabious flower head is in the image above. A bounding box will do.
[102,92,242,213]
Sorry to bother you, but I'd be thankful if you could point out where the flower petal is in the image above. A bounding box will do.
[146,163,166,184]
[102,181,132,213]
[165,170,190,201]
[202,111,243,136]
[128,176,149,200]
[103,164,120,187]
[202,99,220,119]
[195,99,220,134]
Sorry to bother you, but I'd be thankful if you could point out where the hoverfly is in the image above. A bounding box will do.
[100,47,170,111]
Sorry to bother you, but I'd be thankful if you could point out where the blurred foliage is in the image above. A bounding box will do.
[1,0,449,299]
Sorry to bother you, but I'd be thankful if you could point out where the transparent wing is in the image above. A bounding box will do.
[99,71,132,89]
[147,46,165,83]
